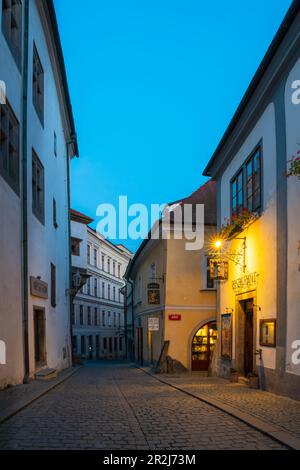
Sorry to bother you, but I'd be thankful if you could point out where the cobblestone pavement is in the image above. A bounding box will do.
[0,362,286,450]
[156,374,300,439]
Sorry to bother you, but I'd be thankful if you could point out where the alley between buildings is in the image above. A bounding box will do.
[0,363,286,450]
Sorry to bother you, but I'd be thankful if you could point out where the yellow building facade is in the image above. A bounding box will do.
[125,182,217,371]
[203,3,300,399]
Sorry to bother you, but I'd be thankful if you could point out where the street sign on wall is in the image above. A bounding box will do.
[168,314,181,321]
[148,317,160,331]
[147,283,160,305]
[30,277,48,299]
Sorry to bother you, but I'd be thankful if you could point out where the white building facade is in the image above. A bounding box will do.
[71,210,132,360]
[203,1,300,399]
[0,0,78,388]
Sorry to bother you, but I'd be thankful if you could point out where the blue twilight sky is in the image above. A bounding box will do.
[54,0,292,252]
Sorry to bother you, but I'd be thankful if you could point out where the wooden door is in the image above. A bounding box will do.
[34,309,46,368]
[244,301,254,376]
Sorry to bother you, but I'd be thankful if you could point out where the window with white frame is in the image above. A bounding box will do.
[32,149,44,224]
[0,99,20,194]
[2,0,22,69]
[102,282,105,298]
[201,255,215,290]
[150,262,156,281]
[32,43,44,125]
[53,198,58,229]
[231,144,262,218]
[137,275,142,303]
[94,248,98,267]
[54,131,57,157]
[94,278,98,297]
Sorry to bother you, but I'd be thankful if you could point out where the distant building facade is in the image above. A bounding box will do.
[0,0,78,388]
[71,210,132,360]
[125,182,217,372]
[203,1,300,399]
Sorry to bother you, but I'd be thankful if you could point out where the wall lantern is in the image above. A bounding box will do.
[208,236,247,278]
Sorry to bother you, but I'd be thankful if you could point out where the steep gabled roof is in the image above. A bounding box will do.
[171,180,216,225]
[125,180,217,279]
[70,209,94,225]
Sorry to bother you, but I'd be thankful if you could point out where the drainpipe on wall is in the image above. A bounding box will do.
[22,0,30,384]
[127,279,135,360]
[122,284,128,359]
[66,138,76,366]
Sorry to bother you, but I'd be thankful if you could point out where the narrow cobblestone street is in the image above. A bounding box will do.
[0,363,287,450]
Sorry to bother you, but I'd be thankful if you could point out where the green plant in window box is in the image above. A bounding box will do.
[287,148,300,180]
[219,209,258,241]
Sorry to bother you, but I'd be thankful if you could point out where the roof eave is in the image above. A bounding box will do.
[203,0,300,178]
[44,0,79,158]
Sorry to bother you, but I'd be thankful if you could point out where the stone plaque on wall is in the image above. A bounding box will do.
[30,277,48,299]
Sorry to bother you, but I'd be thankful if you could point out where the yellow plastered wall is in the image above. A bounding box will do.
[164,229,217,369]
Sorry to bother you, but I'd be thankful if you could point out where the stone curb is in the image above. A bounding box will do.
[137,366,300,450]
[0,366,81,425]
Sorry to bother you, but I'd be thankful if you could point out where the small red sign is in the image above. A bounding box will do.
[168,314,181,321]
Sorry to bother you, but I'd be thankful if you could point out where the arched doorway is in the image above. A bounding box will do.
[191,321,218,371]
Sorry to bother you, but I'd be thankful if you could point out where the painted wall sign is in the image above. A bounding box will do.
[147,283,160,305]
[30,277,48,299]
[168,314,181,321]
[232,272,259,294]
[260,319,276,347]
[221,313,232,359]
[0,340,6,365]
[148,317,160,332]
[210,259,229,281]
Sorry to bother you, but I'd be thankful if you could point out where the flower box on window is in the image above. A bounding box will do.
[287,149,300,180]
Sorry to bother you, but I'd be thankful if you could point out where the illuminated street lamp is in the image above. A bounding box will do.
[214,239,223,249]
[208,236,247,277]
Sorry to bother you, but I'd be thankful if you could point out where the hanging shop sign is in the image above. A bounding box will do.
[30,277,48,299]
[232,272,259,294]
[209,259,229,281]
[221,313,232,359]
[147,283,160,305]
[148,317,160,332]
[168,314,181,321]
